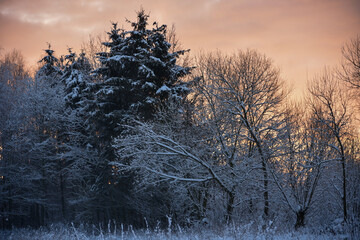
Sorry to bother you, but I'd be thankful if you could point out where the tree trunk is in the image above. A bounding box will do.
[295,210,306,230]
[341,155,347,222]
[226,191,235,223]
[40,204,45,226]
[201,189,208,220]
[60,173,66,221]
[262,160,269,218]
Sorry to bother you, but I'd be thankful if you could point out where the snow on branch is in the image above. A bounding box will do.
[112,120,232,192]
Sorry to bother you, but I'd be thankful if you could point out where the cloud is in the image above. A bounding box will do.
[1,7,72,25]
[81,0,106,12]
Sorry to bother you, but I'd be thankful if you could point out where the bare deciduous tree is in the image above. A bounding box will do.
[340,35,360,91]
[112,100,245,223]
[195,50,287,219]
[272,102,334,229]
[308,69,354,223]
[81,34,108,70]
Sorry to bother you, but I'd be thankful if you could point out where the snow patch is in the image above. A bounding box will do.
[156,85,171,94]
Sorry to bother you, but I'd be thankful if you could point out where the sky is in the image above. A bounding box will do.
[0,0,359,96]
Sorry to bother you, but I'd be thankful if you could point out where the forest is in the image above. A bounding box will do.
[0,9,359,238]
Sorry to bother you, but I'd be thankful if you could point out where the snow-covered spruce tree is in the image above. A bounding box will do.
[8,44,98,225]
[1,45,64,227]
[57,48,101,223]
[93,8,191,135]
[31,45,65,225]
[62,48,93,110]
[36,44,62,85]
[17,45,100,225]
[90,9,192,225]
[0,50,33,228]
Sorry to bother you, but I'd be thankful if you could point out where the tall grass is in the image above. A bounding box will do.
[2,220,357,240]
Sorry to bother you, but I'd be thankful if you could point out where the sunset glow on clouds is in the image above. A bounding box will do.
[0,0,359,95]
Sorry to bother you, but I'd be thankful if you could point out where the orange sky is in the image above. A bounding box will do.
[1,0,359,96]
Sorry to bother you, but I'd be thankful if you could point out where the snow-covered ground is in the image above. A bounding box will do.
[1,223,356,240]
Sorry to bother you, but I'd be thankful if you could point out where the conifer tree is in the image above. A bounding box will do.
[1,45,65,226]
[62,48,93,110]
[93,8,192,137]
[37,43,62,85]
[89,9,192,225]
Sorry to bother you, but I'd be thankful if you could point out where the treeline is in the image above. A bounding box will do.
[0,9,359,231]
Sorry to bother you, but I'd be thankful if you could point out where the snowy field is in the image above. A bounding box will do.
[1,223,356,240]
